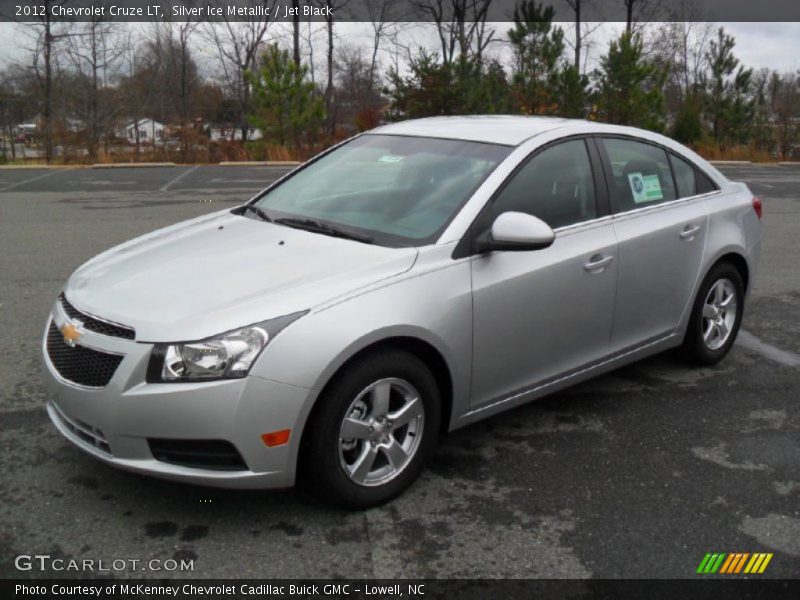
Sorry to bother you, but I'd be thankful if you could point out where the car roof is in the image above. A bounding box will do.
[368,116,728,185]
[370,115,582,146]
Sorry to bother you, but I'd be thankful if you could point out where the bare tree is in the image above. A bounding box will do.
[117,31,158,160]
[334,44,384,131]
[153,19,201,159]
[314,0,353,134]
[623,0,658,34]
[410,0,495,64]
[650,19,714,104]
[67,9,124,161]
[0,66,37,161]
[204,1,277,141]
[562,0,601,72]
[292,0,301,65]
[770,72,800,159]
[365,0,411,90]
[18,0,76,163]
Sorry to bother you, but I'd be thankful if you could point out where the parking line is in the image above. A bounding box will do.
[0,168,73,193]
[160,165,200,192]
[736,329,800,367]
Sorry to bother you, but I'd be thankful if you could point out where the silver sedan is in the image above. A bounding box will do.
[42,116,762,508]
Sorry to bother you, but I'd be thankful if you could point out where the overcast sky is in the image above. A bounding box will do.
[0,21,798,80]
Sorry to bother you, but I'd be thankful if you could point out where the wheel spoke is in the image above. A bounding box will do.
[381,437,409,469]
[719,293,734,310]
[349,444,378,483]
[703,321,715,343]
[388,396,423,429]
[714,281,725,304]
[371,382,391,418]
[717,319,729,339]
[340,417,372,440]
[702,304,716,319]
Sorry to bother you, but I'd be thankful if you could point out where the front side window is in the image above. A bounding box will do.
[253,134,511,246]
[491,139,597,229]
[602,138,677,212]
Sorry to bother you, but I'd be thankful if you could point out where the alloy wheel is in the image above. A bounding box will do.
[702,278,738,351]
[338,378,425,487]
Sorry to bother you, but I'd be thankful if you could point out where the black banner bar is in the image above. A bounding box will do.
[4,579,800,600]
[1,0,800,23]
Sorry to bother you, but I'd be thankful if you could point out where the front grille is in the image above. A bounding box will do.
[59,293,135,340]
[46,322,123,387]
[148,439,248,471]
[51,402,111,455]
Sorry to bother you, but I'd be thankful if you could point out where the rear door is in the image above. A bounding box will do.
[597,137,710,353]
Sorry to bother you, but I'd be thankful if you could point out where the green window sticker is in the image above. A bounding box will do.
[627,172,663,204]
[378,155,404,164]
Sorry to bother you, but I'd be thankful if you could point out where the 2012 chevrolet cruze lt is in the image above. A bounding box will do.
[42,116,762,508]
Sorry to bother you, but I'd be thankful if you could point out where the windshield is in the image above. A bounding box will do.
[252,134,512,246]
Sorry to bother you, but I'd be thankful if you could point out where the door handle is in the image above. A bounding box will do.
[583,254,614,272]
[680,224,702,240]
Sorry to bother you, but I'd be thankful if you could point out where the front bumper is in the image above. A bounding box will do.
[42,304,313,489]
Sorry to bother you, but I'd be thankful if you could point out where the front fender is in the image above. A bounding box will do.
[248,254,474,481]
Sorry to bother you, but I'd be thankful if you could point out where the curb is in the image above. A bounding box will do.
[0,164,78,169]
[92,162,177,168]
[709,160,752,165]
[778,161,799,166]
[218,161,301,167]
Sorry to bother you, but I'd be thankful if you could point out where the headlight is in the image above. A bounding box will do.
[147,311,308,382]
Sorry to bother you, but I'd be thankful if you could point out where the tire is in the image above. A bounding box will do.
[682,262,745,366]
[299,349,441,509]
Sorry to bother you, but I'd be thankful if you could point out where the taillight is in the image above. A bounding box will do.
[752,196,762,220]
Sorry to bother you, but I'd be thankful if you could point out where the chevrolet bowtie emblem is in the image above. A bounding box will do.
[60,322,81,347]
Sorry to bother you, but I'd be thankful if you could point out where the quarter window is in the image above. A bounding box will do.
[492,139,597,229]
[670,153,697,198]
[602,138,677,212]
[696,169,718,194]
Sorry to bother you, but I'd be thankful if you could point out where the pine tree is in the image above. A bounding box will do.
[704,28,755,149]
[247,44,324,152]
[385,51,511,119]
[594,31,667,131]
[556,64,590,118]
[507,1,566,114]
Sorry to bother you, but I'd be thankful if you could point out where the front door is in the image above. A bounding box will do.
[470,139,618,408]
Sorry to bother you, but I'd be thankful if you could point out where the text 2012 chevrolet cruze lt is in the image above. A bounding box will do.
[42,116,762,508]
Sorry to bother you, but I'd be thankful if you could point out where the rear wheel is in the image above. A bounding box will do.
[682,262,744,365]
[299,349,441,509]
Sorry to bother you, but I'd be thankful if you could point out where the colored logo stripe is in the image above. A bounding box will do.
[697,552,773,574]
[720,553,749,573]
[697,553,726,573]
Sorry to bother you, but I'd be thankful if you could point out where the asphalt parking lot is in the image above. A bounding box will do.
[1,163,798,579]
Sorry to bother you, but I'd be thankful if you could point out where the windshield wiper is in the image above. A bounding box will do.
[274,217,373,244]
[233,204,272,222]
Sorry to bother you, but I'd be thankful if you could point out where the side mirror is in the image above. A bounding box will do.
[477,211,555,253]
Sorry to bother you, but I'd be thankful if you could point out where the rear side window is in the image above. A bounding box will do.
[492,139,597,229]
[601,138,677,212]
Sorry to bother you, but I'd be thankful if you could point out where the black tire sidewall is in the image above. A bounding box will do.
[684,263,745,365]
[300,349,441,509]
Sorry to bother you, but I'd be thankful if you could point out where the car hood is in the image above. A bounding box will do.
[64,210,418,342]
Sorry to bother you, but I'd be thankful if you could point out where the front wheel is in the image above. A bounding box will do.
[682,262,745,366]
[299,349,441,509]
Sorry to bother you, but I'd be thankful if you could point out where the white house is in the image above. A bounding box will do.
[121,119,165,144]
